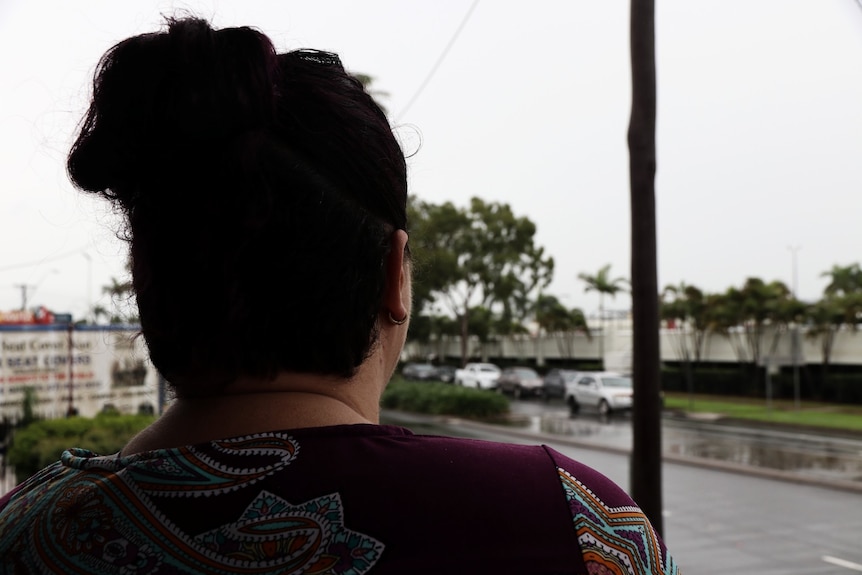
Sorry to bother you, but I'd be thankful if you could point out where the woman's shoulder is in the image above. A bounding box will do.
[0,426,679,574]
[356,431,679,574]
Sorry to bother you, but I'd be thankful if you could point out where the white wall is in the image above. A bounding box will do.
[407,324,862,370]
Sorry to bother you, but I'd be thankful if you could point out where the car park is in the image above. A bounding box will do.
[496,367,543,399]
[565,372,633,416]
[401,363,437,381]
[433,364,457,383]
[541,369,580,400]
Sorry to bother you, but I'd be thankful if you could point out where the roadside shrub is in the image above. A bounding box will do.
[817,373,862,404]
[662,364,862,405]
[661,365,761,396]
[7,412,155,482]
[382,381,509,419]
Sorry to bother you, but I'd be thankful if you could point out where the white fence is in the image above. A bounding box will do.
[406,324,862,370]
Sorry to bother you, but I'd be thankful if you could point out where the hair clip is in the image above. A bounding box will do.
[293,49,343,68]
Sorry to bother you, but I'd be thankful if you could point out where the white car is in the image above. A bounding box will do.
[565,372,633,416]
[454,363,501,390]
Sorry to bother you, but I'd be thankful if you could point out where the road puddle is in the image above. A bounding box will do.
[524,406,862,484]
[663,420,862,482]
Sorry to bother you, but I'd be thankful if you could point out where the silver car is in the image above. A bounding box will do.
[565,372,633,415]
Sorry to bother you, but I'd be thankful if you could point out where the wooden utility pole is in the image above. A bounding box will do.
[14,284,33,310]
[628,0,663,535]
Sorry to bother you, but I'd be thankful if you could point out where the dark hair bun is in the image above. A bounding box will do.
[68,18,278,203]
[68,16,408,393]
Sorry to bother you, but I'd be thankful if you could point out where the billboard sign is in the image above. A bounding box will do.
[0,325,159,420]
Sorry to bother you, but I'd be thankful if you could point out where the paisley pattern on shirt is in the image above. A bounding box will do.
[558,467,680,575]
[0,433,384,575]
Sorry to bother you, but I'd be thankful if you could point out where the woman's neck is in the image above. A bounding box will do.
[121,370,385,456]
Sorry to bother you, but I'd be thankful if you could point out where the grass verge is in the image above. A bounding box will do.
[664,393,862,433]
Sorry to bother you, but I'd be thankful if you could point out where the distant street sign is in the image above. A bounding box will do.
[756,355,793,367]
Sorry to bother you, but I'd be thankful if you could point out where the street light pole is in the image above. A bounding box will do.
[82,252,93,324]
[788,245,801,411]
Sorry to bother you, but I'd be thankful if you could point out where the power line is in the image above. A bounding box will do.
[395,0,480,123]
[0,245,90,273]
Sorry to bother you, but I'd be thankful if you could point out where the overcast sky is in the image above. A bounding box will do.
[1,0,861,321]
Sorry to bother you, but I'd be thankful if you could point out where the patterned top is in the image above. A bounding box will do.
[0,424,679,574]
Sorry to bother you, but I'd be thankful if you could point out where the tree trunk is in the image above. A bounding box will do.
[598,294,605,369]
[628,0,663,536]
[820,329,834,399]
[459,311,470,367]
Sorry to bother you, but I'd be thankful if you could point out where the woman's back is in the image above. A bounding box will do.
[0,425,676,574]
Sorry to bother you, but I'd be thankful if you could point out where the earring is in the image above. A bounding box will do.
[388,311,407,325]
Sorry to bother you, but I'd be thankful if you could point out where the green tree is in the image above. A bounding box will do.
[806,298,846,392]
[661,283,709,365]
[7,413,155,481]
[353,73,390,114]
[534,294,590,359]
[707,278,801,378]
[91,304,111,324]
[821,263,862,297]
[807,269,862,393]
[408,197,554,366]
[577,264,628,368]
[702,290,746,362]
[661,283,710,406]
[21,387,38,427]
[99,261,139,324]
[534,294,567,332]
[408,198,469,318]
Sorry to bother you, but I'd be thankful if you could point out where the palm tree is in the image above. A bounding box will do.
[821,263,862,297]
[806,298,845,396]
[808,273,862,395]
[661,283,710,407]
[102,266,138,324]
[661,282,709,364]
[90,304,111,325]
[534,294,591,359]
[353,73,390,114]
[578,264,628,368]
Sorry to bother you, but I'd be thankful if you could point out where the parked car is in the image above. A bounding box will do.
[496,367,543,398]
[565,372,633,415]
[454,363,501,390]
[434,364,457,383]
[541,369,580,400]
[402,363,437,381]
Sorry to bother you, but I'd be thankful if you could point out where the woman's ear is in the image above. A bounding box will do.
[383,230,410,324]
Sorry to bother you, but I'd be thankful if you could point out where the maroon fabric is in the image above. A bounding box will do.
[278,425,588,573]
[0,424,654,574]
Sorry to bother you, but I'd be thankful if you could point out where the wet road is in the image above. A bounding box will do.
[507,398,862,487]
[383,401,862,574]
